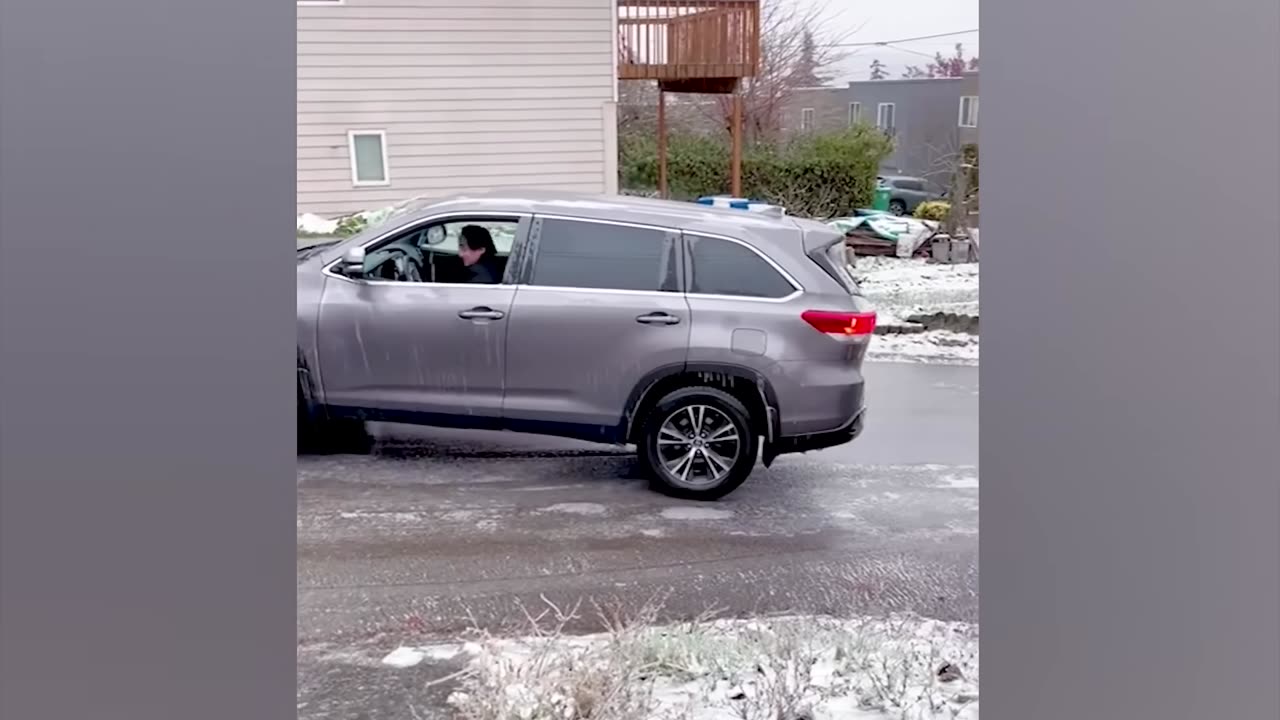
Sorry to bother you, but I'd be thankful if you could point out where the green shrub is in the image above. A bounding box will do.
[619,126,893,218]
[334,215,368,237]
[914,201,951,222]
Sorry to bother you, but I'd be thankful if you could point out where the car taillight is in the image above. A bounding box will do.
[802,310,877,337]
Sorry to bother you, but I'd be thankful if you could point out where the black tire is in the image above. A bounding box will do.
[888,200,907,216]
[298,389,373,455]
[637,386,759,501]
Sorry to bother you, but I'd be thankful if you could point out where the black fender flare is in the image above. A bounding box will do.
[297,347,322,422]
[622,362,782,461]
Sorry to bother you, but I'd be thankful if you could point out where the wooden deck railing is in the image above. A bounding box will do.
[617,1,759,83]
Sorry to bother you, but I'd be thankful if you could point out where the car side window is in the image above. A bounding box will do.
[686,234,796,299]
[528,217,679,292]
[356,218,520,284]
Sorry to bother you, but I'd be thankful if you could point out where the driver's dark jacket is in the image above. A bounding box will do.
[466,261,500,284]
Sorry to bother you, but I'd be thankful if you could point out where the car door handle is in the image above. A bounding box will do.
[636,312,681,325]
[458,307,505,320]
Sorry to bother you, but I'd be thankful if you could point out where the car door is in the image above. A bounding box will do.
[906,179,933,209]
[314,214,529,424]
[501,215,690,439]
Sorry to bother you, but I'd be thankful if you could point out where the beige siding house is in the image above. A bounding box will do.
[297,0,619,217]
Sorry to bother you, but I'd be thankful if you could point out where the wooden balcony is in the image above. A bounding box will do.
[618,0,760,93]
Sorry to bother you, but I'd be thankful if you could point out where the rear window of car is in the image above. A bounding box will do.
[686,234,796,299]
[529,217,679,292]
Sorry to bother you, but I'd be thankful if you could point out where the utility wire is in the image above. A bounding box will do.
[830,29,979,49]
[880,44,944,61]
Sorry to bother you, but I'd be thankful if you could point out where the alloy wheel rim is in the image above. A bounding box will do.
[655,405,741,489]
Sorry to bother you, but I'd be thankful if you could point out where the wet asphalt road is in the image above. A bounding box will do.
[297,361,978,719]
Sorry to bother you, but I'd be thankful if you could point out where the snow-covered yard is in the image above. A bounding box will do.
[384,612,979,720]
[853,258,980,367]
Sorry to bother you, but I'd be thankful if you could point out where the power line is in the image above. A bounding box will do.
[831,29,979,49]
[880,44,942,61]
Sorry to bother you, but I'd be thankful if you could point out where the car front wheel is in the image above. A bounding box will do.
[638,387,759,500]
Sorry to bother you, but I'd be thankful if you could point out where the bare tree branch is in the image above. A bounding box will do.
[701,0,862,143]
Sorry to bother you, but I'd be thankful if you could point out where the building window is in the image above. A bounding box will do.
[348,130,390,186]
[959,96,979,127]
[298,1,344,6]
[848,102,861,126]
[876,103,896,132]
[800,108,815,132]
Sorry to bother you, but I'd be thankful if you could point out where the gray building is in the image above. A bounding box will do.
[785,72,979,192]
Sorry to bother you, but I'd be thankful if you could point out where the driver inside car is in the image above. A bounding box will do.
[457,225,502,284]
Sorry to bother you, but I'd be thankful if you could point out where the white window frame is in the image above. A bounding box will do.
[848,102,861,127]
[800,107,815,132]
[876,102,896,130]
[298,1,344,6]
[958,96,979,127]
[347,130,391,187]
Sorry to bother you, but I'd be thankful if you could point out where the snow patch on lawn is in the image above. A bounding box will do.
[296,198,427,238]
[297,213,338,235]
[381,646,427,668]
[854,257,980,322]
[432,613,979,719]
[852,257,980,366]
[381,644,463,669]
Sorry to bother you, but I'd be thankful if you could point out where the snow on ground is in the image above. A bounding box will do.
[297,213,339,235]
[853,257,980,324]
[385,613,979,719]
[297,200,424,238]
[866,331,979,366]
[853,257,980,366]
[659,507,734,521]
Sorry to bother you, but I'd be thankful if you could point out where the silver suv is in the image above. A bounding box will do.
[297,191,876,500]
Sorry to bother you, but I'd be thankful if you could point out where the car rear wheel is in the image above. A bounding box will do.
[638,387,759,500]
[888,200,907,216]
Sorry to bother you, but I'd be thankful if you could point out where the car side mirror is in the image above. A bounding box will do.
[338,247,366,278]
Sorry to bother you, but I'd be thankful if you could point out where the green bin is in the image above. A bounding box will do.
[871,185,892,212]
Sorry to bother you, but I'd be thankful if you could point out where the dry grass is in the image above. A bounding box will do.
[438,597,979,720]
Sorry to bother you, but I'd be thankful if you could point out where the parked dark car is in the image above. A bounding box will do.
[877,175,943,216]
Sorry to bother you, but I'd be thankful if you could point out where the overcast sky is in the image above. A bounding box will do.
[812,0,980,84]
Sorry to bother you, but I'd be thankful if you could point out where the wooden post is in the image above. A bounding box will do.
[730,91,743,197]
[946,161,970,238]
[657,90,668,199]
